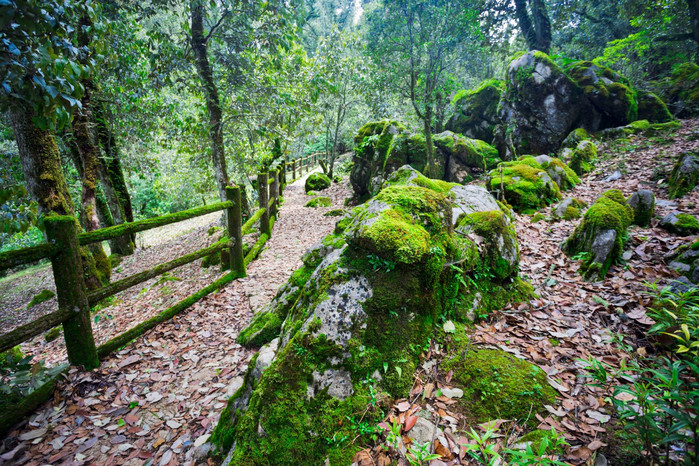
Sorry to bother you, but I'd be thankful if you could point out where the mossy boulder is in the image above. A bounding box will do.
[351,120,407,196]
[441,329,556,427]
[433,130,501,183]
[527,155,580,191]
[665,239,699,284]
[564,139,597,176]
[487,159,562,213]
[552,197,587,220]
[562,190,634,280]
[668,152,699,199]
[659,212,699,236]
[305,196,332,208]
[637,90,673,123]
[627,190,655,227]
[446,79,505,142]
[493,51,590,158]
[660,62,699,118]
[0,346,23,367]
[215,167,530,463]
[305,173,331,193]
[44,326,62,343]
[27,289,55,308]
[561,127,591,150]
[565,61,638,127]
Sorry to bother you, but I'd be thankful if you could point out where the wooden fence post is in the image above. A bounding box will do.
[44,216,99,370]
[270,169,279,217]
[226,186,246,278]
[292,159,297,180]
[279,160,286,196]
[257,172,271,236]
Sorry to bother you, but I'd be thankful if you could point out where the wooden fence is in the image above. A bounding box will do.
[0,155,327,434]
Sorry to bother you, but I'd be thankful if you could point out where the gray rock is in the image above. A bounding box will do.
[660,211,699,236]
[307,369,354,400]
[602,170,622,182]
[408,417,441,446]
[441,387,464,398]
[669,261,692,274]
[252,338,280,381]
[449,184,501,226]
[590,229,617,271]
[669,152,699,199]
[667,276,696,294]
[627,189,655,227]
[655,199,677,208]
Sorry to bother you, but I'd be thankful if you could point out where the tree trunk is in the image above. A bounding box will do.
[514,0,551,54]
[687,0,699,49]
[94,103,136,251]
[72,85,111,284]
[8,104,107,290]
[423,108,437,179]
[191,0,230,204]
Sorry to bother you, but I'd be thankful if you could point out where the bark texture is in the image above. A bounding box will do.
[191,0,230,204]
[514,0,552,54]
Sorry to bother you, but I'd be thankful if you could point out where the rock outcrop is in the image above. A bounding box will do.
[350,121,499,197]
[214,167,531,463]
[562,190,634,280]
[660,212,699,236]
[445,79,504,142]
[628,190,655,227]
[665,239,699,285]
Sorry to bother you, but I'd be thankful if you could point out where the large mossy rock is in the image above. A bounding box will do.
[528,155,580,191]
[305,173,331,193]
[668,152,699,199]
[565,61,638,127]
[564,139,597,176]
[628,190,655,227]
[494,51,590,158]
[637,90,673,123]
[487,158,562,213]
[446,79,504,142]
[350,120,407,196]
[563,190,634,280]
[660,62,699,118]
[659,212,699,236]
[350,121,499,197]
[215,166,531,464]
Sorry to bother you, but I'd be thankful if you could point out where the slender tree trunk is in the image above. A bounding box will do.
[8,104,106,289]
[94,103,136,250]
[191,0,229,204]
[72,85,111,284]
[423,108,437,179]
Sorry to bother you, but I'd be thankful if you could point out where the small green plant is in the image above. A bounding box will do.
[407,441,441,466]
[368,254,395,272]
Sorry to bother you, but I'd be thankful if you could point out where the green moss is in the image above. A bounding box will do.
[208,226,223,236]
[109,254,122,269]
[201,250,221,268]
[488,160,562,213]
[442,347,556,427]
[238,312,282,347]
[563,189,634,279]
[324,209,345,217]
[305,173,331,193]
[628,119,651,132]
[306,190,318,196]
[358,208,430,265]
[637,90,673,123]
[305,197,332,208]
[44,326,62,342]
[0,346,23,367]
[531,213,546,223]
[675,213,699,234]
[27,289,55,308]
[568,140,597,176]
[561,128,591,150]
[563,206,580,220]
[518,429,565,452]
[458,210,518,280]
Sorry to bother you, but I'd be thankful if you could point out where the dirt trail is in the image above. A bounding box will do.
[0,171,351,465]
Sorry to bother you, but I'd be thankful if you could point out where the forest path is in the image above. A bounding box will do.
[1,170,352,466]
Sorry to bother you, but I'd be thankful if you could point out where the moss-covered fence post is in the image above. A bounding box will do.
[226,185,246,278]
[292,159,297,180]
[270,169,279,217]
[258,172,271,236]
[279,160,286,196]
[45,216,99,370]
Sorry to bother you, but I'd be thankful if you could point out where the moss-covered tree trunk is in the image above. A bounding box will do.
[423,108,438,178]
[191,0,230,205]
[71,86,111,285]
[8,104,107,290]
[94,103,136,253]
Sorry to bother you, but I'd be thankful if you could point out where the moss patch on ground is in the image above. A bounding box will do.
[27,289,55,308]
[305,197,332,208]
